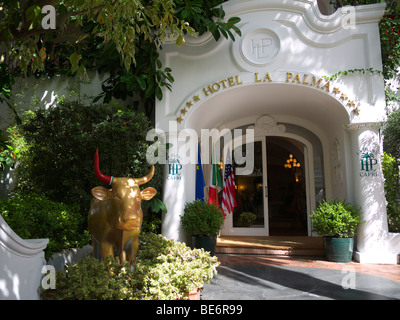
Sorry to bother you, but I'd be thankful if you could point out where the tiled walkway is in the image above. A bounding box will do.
[201,254,400,300]
[216,254,400,284]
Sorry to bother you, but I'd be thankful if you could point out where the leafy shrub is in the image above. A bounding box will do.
[0,193,90,259]
[8,100,165,231]
[181,200,225,237]
[310,199,363,238]
[383,108,400,160]
[136,234,219,300]
[382,152,400,232]
[238,212,257,227]
[42,233,219,300]
[0,129,22,173]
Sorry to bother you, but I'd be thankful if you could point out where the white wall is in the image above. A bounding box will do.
[0,215,48,300]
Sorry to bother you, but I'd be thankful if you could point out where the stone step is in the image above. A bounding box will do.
[216,236,325,256]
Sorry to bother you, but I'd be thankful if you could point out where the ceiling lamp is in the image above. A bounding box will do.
[284,154,300,169]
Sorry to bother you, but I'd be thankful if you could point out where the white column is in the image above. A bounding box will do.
[161,129,196,242]
[348,123,397,264]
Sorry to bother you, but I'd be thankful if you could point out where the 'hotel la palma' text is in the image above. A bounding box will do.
[202,72,335,97]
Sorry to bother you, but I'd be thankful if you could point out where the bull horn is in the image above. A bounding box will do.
[94,147,113,185]
[135,165,155,185]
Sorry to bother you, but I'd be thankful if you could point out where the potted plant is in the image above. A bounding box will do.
[181,200,225,256]
[239,212,257,227]
[310,199,363,262]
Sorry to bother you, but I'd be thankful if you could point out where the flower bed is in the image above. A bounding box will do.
[41,233,219,300]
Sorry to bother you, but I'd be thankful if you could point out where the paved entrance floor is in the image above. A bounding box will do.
[201,254,400,300]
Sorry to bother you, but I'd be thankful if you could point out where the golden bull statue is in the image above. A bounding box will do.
[88,147,156,264]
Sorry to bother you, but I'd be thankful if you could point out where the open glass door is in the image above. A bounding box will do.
[222,139,268,236]
[266,137,308,236]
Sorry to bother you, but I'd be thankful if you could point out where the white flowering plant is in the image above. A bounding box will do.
[42,233,219,300]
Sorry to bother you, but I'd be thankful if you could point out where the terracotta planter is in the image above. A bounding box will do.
[185,287,200,300]
[177,287,200,300]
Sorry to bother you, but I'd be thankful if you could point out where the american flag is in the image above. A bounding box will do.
[221,151,237,217]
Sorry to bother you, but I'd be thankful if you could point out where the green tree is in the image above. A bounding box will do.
[382,110,400,232]
[0,0,241,116]
[383,108,400,159]
[381,152,400,232]
[8,101,163,220]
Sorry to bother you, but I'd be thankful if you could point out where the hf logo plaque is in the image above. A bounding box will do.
[167,154,183,180]
[357,148,379,177]
[241,28,280,66]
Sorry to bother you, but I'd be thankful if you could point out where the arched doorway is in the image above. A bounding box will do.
[175,76,351,240]
[222,127,321,237]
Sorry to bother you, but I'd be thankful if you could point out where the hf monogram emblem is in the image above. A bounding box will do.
[358,148,379,177]
[167,154,183,180]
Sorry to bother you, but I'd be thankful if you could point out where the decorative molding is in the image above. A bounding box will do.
[0,215,48,257]
[255,114,286,134]
[331,138,343,186]
[223,0,385,32]
[346,122,383,132]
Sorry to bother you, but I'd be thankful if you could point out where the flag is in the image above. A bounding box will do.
[221,149,237,217]
[195,144,206,201]
[208,146,222,205]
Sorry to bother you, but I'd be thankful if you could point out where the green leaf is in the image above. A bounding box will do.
[123,55,131,70]
[25,5,41,22]
[38,47,46,62]
[92,95,103,103]
[137,77,147,91]
[232,25,242,36]
[149,198,167,212]
[120,73,134,84]
[181,9,190,20]
[155,87,162,100]
[97,11,106,24]
[76,64,86,78]
[69,52,81,73]
[176,35,185,46]
[5,158,14,167]
[219,27,228,39]
[1,28,14,41]
[227,17,241,24]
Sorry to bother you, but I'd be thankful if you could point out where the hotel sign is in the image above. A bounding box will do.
[176,71,360,124]
[167,154,182,180]
[358,148,378,177]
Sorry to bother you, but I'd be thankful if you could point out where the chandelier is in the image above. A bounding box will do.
[284,154,302,182]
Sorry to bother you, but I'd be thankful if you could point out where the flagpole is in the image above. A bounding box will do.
[215,162,218,205]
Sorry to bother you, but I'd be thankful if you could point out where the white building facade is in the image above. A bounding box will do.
[156,0,400,264]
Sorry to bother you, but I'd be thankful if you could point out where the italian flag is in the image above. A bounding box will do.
[208,149,223,205]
